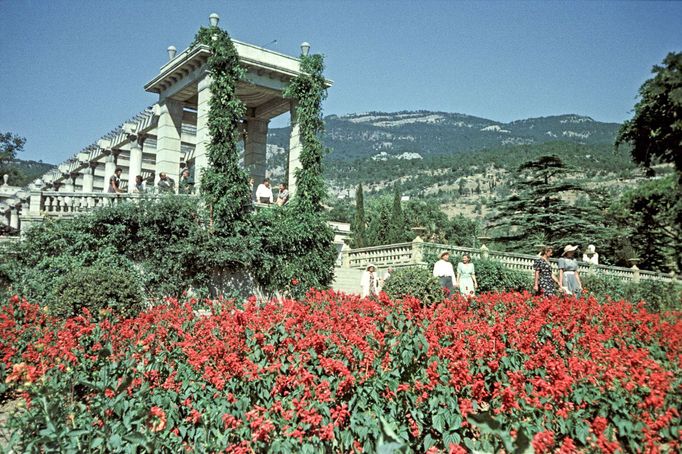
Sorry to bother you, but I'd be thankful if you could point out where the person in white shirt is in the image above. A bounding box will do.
[582,244,599,265]
[360,264,378,298]
[432,251,456,296]
[255,178,273,204]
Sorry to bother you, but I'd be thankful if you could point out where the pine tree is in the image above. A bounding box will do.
[352,184,366,248]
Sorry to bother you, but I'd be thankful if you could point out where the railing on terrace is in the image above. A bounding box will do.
[340,237,677,284]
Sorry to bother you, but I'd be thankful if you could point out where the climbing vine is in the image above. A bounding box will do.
[192,25,251,229]
[284,54,329,211]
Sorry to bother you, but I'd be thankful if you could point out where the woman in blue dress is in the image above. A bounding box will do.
[558,245,583,296]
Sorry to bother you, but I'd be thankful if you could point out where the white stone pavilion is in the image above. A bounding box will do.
[10,14,334,235]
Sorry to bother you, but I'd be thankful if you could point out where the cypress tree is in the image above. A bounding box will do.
[353,184,366,248]
[389,186,406,243]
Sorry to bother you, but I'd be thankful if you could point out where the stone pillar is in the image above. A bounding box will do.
[155,98,183,190]
[82,162,95,193]
[63,173,74,192]
[128,137,143,194]
[9,206,19,230]
[480,244,490,260]
[288,101,302,196]
[193,76,212,192]
[631,264,641,284]
[103,152,115,192]
[342,243,351,268]
[245,117,269,189]
[28,189,42,215]
[411,236,424,264]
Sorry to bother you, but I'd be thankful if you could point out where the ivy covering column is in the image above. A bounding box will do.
[192,23,250,228]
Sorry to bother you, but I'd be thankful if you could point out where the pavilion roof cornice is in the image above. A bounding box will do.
[144,41,332,95]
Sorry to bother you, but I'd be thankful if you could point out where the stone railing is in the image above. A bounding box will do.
[340,237,677,284]
[37,191,142,215]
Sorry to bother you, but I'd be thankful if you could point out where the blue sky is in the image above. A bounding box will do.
[1,0,680,164]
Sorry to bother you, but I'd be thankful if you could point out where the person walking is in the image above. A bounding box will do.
[433,251,456,296]
[456,254,478,296]
[559,245,583,296]
[360,264,378,298]
[533,246,560,296]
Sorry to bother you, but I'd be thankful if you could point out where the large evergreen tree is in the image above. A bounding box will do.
[488,155,614,253]
[616,52,682,179]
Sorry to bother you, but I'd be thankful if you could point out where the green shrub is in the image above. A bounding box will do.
[52,261,144,319]
[583,273,682,312]
[474,259,532,293]
[250,206,336,299]
[382,266,444,304]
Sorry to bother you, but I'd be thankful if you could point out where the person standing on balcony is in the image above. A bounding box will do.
[157,172,175,194]
[433,251,456,296]
[256,178,273,204]
[276,182,289,206]
[133,175,145,193]
[559,245,583,296]
[456,254,478,296]
[179,169,193,194]
[360,264,378,298]
[108,167,123,193]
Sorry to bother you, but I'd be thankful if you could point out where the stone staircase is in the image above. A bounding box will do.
[332,267,363,294]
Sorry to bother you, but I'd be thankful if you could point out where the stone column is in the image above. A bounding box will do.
[128,136,143,193]
[103,152,115,192]
[81,162,95,193]
[63,173,74,192]
[245,117,269,188]
[288,101,302,196]
[193,76,212,192]
[155,98,184,190]
[9,206,19,230]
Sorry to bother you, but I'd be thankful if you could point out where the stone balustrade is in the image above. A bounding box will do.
[38,191,135,215]
[342,238,676,284]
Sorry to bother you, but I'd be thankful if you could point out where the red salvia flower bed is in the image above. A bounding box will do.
[0,291,680,452]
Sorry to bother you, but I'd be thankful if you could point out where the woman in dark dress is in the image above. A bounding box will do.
[533,246,559,296]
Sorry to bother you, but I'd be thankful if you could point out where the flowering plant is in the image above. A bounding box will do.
[1,290,680,452]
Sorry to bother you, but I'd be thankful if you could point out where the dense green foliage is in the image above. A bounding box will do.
[284,54,329,211]
[381,267,443,304]
[191,26,251,229]
[472,259,533,293]
[616,52,682,178]
[0,132,26,169]
[53,263,144,320]
[609,174,681,272]
[581,273,682,312]
[250,206,335,300]
[489,155,615,254]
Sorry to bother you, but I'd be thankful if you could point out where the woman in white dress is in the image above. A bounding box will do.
[456,254,478,296]
[360,264,378,298]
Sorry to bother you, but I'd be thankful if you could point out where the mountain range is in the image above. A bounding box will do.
[267,111,621,162]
